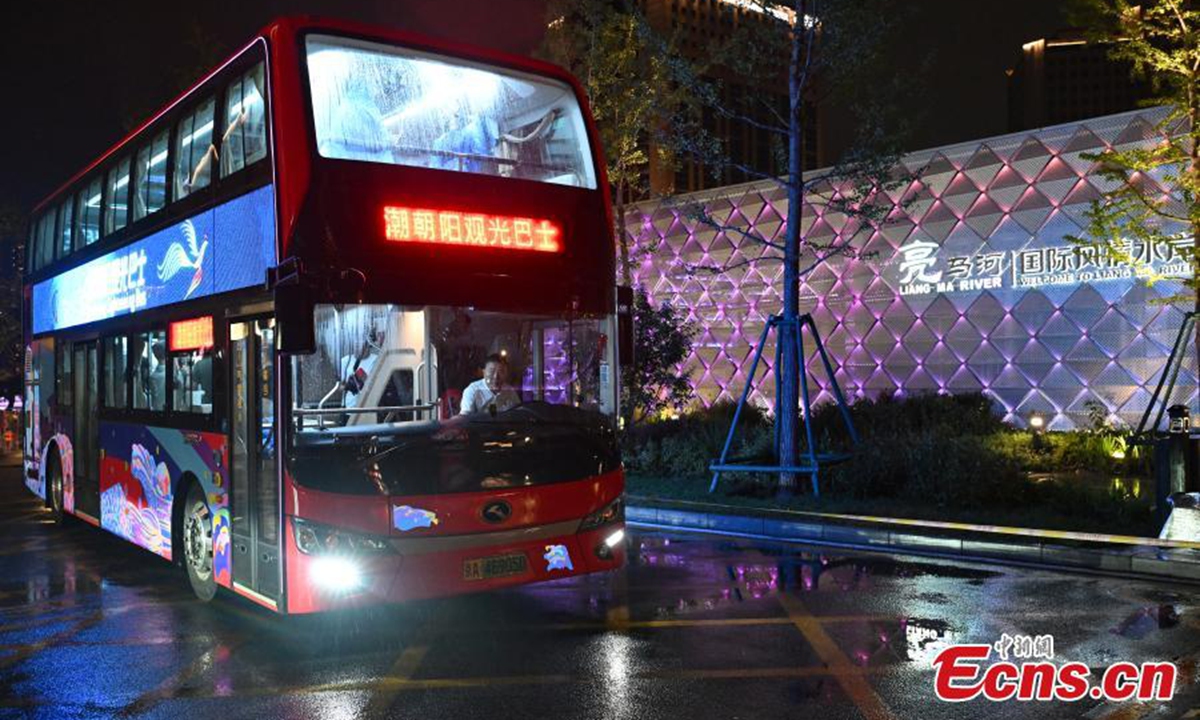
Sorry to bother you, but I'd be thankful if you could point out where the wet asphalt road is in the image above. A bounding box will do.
[3,463,1200,720]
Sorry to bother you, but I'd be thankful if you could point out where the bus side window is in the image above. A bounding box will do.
[103,156,131,236]
[175,97,217,200]
[133,130,169,222]
[77,178,102,249]
[103,336,128,409]
[221,62,268,178]
[131,330,167,412]
[171,348,214,415]
[56,342,72,408]
[56,201,73,260]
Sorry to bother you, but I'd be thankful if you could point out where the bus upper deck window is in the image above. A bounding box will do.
[175,97,217,200]
[306,36,597,190]
[134,130,169,221]
[104,157,131,236]
[221,62,268,178]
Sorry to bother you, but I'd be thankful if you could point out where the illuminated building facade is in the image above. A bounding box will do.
[627,107,1195,430]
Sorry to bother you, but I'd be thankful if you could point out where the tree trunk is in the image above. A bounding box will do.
[777,0,805,498]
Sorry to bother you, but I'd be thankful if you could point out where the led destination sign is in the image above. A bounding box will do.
[383,205,561,252]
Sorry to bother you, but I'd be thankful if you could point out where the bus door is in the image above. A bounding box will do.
[72,342,99,518]
[228,318,280,603]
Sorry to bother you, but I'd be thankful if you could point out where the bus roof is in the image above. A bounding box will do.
[33,15,589,214]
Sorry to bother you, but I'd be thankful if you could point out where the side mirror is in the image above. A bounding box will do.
[275,284,316,354]
[616,285,634,368]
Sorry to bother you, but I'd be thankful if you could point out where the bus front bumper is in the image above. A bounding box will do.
[283,517,626,614]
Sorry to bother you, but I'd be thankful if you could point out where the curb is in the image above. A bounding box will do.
[626,497,1200,584]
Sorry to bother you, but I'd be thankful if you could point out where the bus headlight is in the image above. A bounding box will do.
[293,518,392,555]
[311,556,363,591]
[604,528,625,548]
[580,495,624,531]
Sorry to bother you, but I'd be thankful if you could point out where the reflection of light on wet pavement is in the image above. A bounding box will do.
[904,620,957,665]
[597,632,634,714]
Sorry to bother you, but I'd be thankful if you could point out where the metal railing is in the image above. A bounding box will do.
[295,403,439,429]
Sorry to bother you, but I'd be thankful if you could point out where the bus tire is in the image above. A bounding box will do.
[46,450,64,524]
[182,482,218,602]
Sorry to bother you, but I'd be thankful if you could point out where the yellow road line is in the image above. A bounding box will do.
[361,607,444,718]
[778,592,895,720]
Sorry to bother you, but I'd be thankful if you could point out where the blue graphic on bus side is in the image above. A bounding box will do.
[31,184,276,334]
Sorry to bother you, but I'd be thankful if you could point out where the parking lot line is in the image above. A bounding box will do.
[778,592,896,720]
[361,607,445,718]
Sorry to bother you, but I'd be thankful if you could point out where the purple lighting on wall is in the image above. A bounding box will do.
[628,108,1198,430]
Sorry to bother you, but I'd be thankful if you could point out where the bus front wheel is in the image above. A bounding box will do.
[182,483,217,602]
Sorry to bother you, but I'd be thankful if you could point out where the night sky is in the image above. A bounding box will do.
[2,0,1071,213]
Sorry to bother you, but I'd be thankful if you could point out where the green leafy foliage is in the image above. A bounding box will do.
[620,288,697,426]
[1066,0,1200,306]
[540,0,688,282]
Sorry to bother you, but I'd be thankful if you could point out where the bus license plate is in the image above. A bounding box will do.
[463,552,528,581]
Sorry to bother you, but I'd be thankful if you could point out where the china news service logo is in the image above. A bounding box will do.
[933,634,1176,703]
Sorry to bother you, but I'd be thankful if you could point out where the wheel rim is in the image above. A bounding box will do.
[49,466,62,514]
[184,499,213,581]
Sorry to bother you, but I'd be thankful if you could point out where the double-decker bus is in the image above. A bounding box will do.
[22,16,626,614]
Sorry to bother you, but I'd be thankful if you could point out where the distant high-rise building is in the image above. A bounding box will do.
[635,0,820,195]
[1007,33,1151,132]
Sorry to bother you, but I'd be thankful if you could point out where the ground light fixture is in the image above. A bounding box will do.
[1029,413,1045,432]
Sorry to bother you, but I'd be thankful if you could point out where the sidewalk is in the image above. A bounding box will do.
[627,495,1200,583]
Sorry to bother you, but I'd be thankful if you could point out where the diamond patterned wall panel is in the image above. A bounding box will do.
[628,108,1195,429]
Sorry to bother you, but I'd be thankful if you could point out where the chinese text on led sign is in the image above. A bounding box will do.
[168,316,214,352]
[383,206,561,252]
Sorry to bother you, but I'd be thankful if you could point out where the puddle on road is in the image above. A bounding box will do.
[1112,605,1180,639]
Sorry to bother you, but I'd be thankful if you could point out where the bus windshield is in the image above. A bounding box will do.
[289,304,619,496]
[305,35,598,190]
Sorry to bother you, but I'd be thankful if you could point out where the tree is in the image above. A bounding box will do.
[540,0,687,284]
[621,288,697,426]
[661,0,918,495]
[1067,0,1200,369]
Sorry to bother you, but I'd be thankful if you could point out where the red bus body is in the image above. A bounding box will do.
[23,16,624,614]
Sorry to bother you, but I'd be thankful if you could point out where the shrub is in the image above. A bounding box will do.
[826,431,1027,507]
[812,391,1006,448]
[622,399,772,478]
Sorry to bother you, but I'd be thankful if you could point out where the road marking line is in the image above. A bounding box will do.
[778,592,895,720]
[361,607,444,718]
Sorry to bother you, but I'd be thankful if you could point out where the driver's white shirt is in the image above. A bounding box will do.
[460,379,519,415]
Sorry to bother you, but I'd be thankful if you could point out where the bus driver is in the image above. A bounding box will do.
[460,353,519,415]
